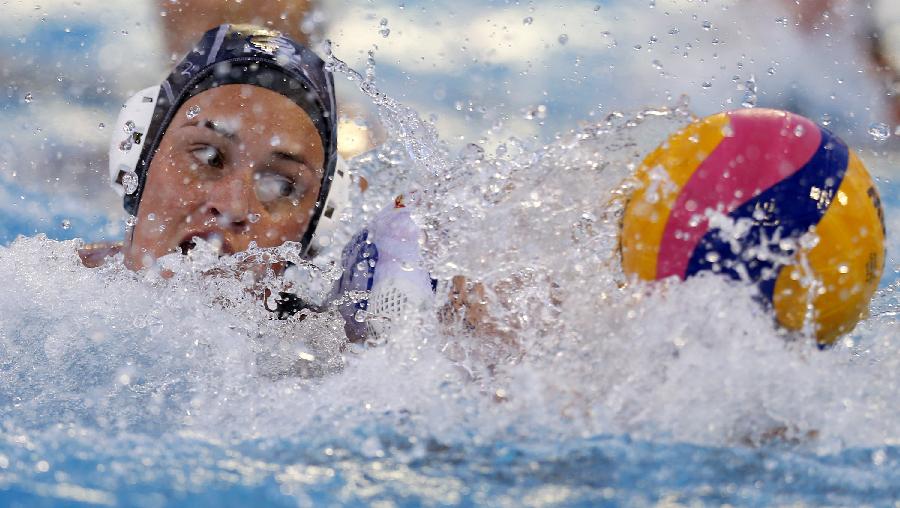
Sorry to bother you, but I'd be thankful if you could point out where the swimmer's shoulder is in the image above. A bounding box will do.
[77,241,123,268]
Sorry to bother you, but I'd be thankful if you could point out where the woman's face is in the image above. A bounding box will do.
[124,84,325,270]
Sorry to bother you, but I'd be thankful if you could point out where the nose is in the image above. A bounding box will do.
[202,172,253,230]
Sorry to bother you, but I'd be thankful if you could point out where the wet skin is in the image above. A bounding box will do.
[124,84,325,270]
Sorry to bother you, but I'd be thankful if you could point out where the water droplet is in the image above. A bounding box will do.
[379,18,390,37]
[354,309,368,322]
[270,135,281,147]
[651,59,663,70]
[701,81,712,89]
[793,124,805,137]
[98,123,105,130]
[523,16,533,25]
[460,143,485,162]
[701,20,711,30]
[60,219,71,230]
[125,215,138,228]
[868,122,890,142]
[122,172,139,194]
[721,124,734,137]
[558,33,569,45]
[123,120,136,134]
[247,213,261,223]
[146,213,156,221]
[186,105,201,119]
[741,75,758,108]
[767,67,776,76]
[820,113,832,126]
[775,16,788,27]
[24,93,33,103]
[705,251,720,263]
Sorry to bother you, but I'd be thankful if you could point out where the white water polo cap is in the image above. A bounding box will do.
[107,24,348,255]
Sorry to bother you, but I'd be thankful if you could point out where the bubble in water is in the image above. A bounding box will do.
[701,20,711,30]
[523,16,533,25]
[146,213,156,221]
[270,135,281,147]
[125,215,138,229]
[186,105,201,119]
[868,122,890,142]
[60,219,71,230]
[820,113,832,126]
[122,171,139,195]
[24,93,33,103]
[741,75,758,108]
[558,34,569,45]
[247,213,261,224]
[523,104,548,120]
[379,18,390,38]
[123,120,136,134]
[460,143,485,162]
[793,124,805,137]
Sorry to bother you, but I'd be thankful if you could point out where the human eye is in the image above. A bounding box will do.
[254,172,305,203]
[189,145,224,169]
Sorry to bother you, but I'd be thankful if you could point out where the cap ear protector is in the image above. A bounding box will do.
[108,85,351,256]
[109,86,160,198]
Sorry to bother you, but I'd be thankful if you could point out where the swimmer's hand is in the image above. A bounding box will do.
[440,275,521,351]
[77,242,123,268]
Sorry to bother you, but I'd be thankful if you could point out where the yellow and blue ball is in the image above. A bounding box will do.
[620,108,886,344]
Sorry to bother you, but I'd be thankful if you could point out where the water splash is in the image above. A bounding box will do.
[0,49,898,505]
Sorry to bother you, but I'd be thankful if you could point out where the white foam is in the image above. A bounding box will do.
[2,100,897,455]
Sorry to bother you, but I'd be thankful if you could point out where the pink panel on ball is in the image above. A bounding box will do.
[656,109,821,279]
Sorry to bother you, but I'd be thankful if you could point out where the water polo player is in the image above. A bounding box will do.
[90,24,342,270]
[79,24,465,342]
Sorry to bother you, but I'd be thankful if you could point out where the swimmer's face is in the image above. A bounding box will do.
[124,84,325,270]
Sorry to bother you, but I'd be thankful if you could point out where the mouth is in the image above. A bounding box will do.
[178,239,197,256]
[176,231,231,256]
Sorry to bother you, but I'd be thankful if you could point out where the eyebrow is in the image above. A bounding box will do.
[272,150,311,168]
[182,119,239,141]
[202,120,238,140]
